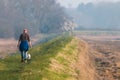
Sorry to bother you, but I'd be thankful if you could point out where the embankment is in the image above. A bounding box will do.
[0,36,98,80]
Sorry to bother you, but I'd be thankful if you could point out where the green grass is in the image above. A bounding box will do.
[0,35,79,80]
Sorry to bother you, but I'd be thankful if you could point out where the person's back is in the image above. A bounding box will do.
[19,33,30,52]
[17,29,32,62]
[19,33,30,41]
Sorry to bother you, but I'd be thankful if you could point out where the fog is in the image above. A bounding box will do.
[0,0,120,39]
[64,1,120,30]
[57,0,120,8]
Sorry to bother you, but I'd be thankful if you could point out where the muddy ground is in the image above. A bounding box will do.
[79,35,120,80]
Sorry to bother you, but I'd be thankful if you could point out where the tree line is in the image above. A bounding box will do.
[0,0,70,39]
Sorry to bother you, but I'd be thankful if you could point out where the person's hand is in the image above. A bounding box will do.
[17,44,19,48]
[17,41,20,49]
[29,42,32,48]
[28,44,32,49]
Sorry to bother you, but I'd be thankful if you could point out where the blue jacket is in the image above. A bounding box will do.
[19,41,29,51]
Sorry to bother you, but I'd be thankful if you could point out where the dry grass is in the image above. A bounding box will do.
[75,39,99,80]
[49,38,79,80]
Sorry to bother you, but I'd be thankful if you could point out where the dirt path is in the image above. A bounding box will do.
[76,39,99,80]
[83,38,120,80]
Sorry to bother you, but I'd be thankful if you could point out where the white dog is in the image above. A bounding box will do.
[27,53,31,59]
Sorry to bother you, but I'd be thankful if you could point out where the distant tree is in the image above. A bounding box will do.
[0,0,70,39]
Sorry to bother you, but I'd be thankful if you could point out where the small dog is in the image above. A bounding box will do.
[27,53,31,60]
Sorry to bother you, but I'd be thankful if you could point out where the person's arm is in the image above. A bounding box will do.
[27,34,32,48]
[17,34,22,48]
[17,41,20,48]
[29,41,32,48]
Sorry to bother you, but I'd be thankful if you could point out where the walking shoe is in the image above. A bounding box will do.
[24,59,27,63]
[21,59,24,62]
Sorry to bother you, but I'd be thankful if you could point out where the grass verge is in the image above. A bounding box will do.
[0,35,80,80]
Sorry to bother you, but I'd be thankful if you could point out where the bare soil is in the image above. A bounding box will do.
[77,35,120,80]
[0,39,17,58]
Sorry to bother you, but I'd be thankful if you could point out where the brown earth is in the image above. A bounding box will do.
[0,39,17,58]
[75,38,99,80]
[76,35,120,80]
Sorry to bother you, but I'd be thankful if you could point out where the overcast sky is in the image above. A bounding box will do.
[57,0,120,8]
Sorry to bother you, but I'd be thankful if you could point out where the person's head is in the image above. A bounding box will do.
[23,29,28,34]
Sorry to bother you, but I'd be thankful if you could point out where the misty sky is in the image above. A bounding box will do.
[57,0,120,8]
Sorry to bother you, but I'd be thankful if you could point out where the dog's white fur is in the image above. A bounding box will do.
[27,54,31,59]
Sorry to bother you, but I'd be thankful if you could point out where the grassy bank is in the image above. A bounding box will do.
[0,35,80,80]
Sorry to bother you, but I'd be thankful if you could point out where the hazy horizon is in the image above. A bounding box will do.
[57,0,120,8]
